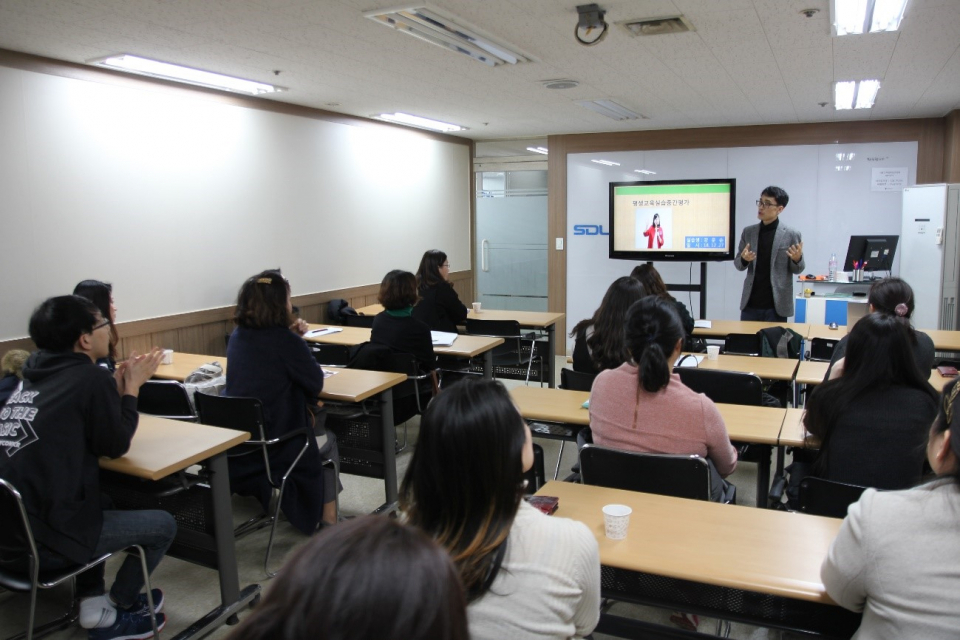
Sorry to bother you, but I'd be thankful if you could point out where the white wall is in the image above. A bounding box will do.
[0,66,471,340]
[565,142,918,351]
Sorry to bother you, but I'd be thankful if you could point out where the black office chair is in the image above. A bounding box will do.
[521,443,546,495]
[465,319,545,385]
[674,368,763,406]
[0,479,160,640]
[797,477,869,519]
[723,333,761,356]
[193,393,315,577]
[560,367,598,391]
[312,344,351,367]
[343,314,375,328]
[579,444,734,503]
[808,337,840,362]
[137,380,197,421]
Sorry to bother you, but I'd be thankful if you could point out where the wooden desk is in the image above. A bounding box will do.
[304,324,504,379]
[920,329,960,351]
[509,386,786,507]
[535,482,858,638]
[693,320,810,338]
[154,353,226,381]
[355,308,565,387]
[797,360,951,392]
[100,416,260,640]
[779,407,812,448]
[694,353,799,381]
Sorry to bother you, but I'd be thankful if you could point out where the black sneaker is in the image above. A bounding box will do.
[87,610,166,640]
[127,589,164,616]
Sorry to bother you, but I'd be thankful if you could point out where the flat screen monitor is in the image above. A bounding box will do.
[608,179,736,262]
[842,235,899,272]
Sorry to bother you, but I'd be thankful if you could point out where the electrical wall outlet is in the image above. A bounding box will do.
[556,238,564,250]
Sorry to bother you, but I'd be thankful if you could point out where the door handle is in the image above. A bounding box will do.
[481,239,489,272]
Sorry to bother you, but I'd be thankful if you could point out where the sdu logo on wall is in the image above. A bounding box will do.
[572,224,609,236]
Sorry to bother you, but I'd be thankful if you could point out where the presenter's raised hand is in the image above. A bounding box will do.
[740,243,757,263]
[786,242,804,263]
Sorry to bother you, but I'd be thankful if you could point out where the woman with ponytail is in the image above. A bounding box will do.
[820,378,960,639]
[588,297,738,499]
[826,277,934,379]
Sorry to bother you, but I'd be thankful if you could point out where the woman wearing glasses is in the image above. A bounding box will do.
[412,249,468,334]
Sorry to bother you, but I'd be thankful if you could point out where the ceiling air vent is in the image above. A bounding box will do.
[620,15,694,37]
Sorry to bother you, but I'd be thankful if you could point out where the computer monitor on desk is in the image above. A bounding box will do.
[843,235,898,273]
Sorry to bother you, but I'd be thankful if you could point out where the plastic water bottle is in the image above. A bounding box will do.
[828,253,838,282]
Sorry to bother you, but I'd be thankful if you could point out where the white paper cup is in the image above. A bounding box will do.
[706,345,720,360]
[472,302,482,313]
[602,504,632,540]
[162,349,174,365]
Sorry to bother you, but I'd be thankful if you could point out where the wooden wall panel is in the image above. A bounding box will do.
[945,110,960,184]
[547,133,569,352]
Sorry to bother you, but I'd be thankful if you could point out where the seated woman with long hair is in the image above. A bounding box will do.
[588,296,738,500]
[401,379,600,640]
[569,276,645,373]
[73,279,119,371]
[412,249,468,334]
[227,516,469,640]
[630,264,695,345]
[826,277,934,379]
[226,269,338,531]
[804,312,938,490]
[821,378,960,638]
[371,269,436,369]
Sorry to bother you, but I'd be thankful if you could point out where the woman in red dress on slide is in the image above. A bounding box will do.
[642,213,664,249]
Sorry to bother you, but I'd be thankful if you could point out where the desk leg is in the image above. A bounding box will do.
[373,388,399,515]
[755,445,771,509]
[482,350,493,379]
[170,453,260,640]
[546,324,556,388]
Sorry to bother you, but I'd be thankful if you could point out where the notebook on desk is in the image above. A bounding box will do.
[431,331,458,346]
[304,327,343,338]
[694,320,712,329]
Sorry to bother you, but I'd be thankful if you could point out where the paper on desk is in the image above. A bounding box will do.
[322,369,339,378]
[431,331,458,346]
[693,320,712,329]
[304,327,343,338]
[674,354,703,367]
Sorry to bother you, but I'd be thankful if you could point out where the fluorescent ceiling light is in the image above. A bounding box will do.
[854,80,881,109]
[634,169,656,175]
[834,80,880,109]
[365,5,528,67]
[592,159,620,166]
[526,146,549,155]
[835,152,856,161]
[90,54,283,95]
[376,112,466,132]
[836,165,852,171]
[577,99,642,121]
[830,0,909,35]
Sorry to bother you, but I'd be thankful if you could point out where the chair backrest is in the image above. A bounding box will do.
[343,314,375,328]
[560,367,598,391]
[137,380,198,420]
[348,342,395,371]
[465,319,522,339]
[809,337,840,362]
[579,445,712,501]
[723,333,761,356]
[797,477,869,519]
[522,443,546,495]
[313,344,351,367]
[194,393,266,442]
[0,478,37,569]
[674,368,763,406]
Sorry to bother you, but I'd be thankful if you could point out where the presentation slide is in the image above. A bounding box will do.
[611,183,732,254]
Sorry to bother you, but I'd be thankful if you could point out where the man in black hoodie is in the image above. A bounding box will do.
[0,295,173,640]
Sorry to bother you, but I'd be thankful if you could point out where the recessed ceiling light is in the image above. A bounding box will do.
[542,79,579,90]
[526,146,549,155]
[375,112,467,132]
[577,99,644,121]
[90,54,284,95]
[365,5,529,67]
[834,80,880,109]
[830,0,909,35]
[592,159,620,166]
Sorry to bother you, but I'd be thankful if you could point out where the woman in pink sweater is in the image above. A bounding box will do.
[588,296,738,491]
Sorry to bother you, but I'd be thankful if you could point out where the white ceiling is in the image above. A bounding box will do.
[1,0,958,141]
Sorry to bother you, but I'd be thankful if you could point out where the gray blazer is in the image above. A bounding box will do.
[733,221,804,318]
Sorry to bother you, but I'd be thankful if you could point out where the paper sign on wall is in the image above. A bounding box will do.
[871,167,908,192]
